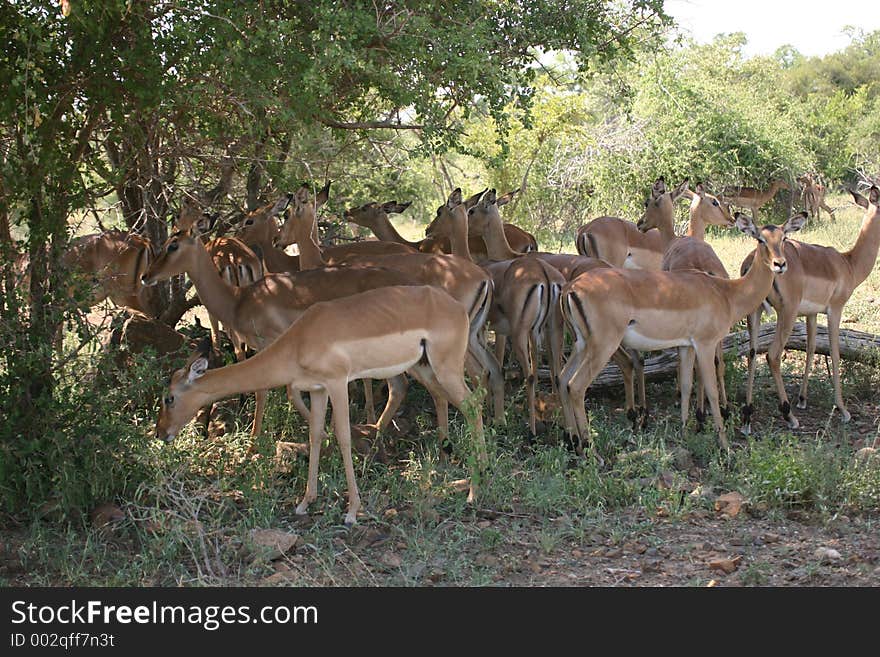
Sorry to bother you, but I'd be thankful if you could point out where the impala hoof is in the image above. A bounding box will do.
[344,513,358,527]
[295,503,309,516]
[796,394,807,410]
[840,408,852,423]
[739,423,751,437]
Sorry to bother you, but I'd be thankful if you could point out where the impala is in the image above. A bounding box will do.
[156,285,487,526]
[343,197,538,257]
[63,229,157,316]
[741,186,880,433]
[636,181,737,421]
[558,211,805,457]
[279,185,506,425]
[141,230,422,438]
[720,179,789,222]
[798,173,836,223]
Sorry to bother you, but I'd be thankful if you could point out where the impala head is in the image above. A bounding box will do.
[235,195,291,246]
[277,181,331,248]
[141,230,202,286]
[464,188,519,238]
[425,188,467,239]
[155,343,212,443]
[736,210,807,274]
[689,182,735,227]
[343,200,412,228]
[849,185,879,215]
[637,177,688,232]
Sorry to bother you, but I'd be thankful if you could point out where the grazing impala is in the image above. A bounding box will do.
[156,285,487,526]
[141,229,422,437]
[741,186,880,433]
[63,230,157,316]
[558,211,805,458]
[720,179,789,222]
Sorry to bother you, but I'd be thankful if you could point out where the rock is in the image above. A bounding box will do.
[91,503,125,530]
[715,491,746,518]
[249,529,300,561]
[474,553,499,568]
[120,315,184,357]
[708,555,742,574]
[854,447,877,463]
[672,447,694,471]
[380,552,402,569]
[814,547,842,563]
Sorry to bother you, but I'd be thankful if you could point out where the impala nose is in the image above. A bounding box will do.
[772,260,787,273]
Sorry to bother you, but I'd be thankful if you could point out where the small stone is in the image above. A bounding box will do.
[814,547,842,563]
[249,529,300,561]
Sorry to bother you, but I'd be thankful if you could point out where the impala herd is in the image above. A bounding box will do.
[60,175,880,525]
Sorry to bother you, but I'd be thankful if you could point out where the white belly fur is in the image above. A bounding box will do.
[622,325,691,351]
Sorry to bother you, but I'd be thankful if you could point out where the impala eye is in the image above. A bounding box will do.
[712,200,719,206]
[167,242,178,253]
[164,395,174,405]
[245,218,254,226]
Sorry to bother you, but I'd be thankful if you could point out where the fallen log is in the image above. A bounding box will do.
[541,322,880,389]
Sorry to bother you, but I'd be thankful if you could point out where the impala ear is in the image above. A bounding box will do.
[734,212,759,239]
[869,186,879,206]
[481,188,498,207]
[783,211,808,235]
[694,182,706,197]
[268,195,291,218]
[294,185,310,206]
[850,189,869,209]
[672,180,689,201]
[447,188,463,208]
[186,356,209,383]
[652,176,666,197]
[496,188,520,206]
[315,181,331,208]
[194,212,218,236]
[382,201,411,214]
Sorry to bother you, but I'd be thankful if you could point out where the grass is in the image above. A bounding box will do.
[2,192,878,586]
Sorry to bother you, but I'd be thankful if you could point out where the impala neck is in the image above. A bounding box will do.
[290,212,326,269]
[685,196,706,240]
[844,204,880,285]
[186,242,242,330]
[446,207,473,261]
[728,246,774,321]
[193,344,303,404]
[482,216,522,260]
[370,214,420,249]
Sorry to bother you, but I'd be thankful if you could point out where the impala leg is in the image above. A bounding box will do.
[408,365,451,456]
[296,388,329,517]
[695,342,728,451]
[494,333,507,371]
[208,312,223,353]
[251,389,268,436]
[766,308,799,429]
[547,305,565,397]
[326,382,361,526]
[375,375,409,433]
[678,346,696,429]
[468,333,505,426]
[827,307,851,422]
[715,342,728,415]
[425,363,487,502]
[566,338,620,463]
[611,348,637,429]
[557,346,583,443]
[631,348,647,424]
[797,314,817,410]
[363,379,376,425]
[742,307,761,435]
[287,385,311,420]
[512,324,537,436]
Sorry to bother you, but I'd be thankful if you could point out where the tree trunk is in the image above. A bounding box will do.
[541,323,880,389]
